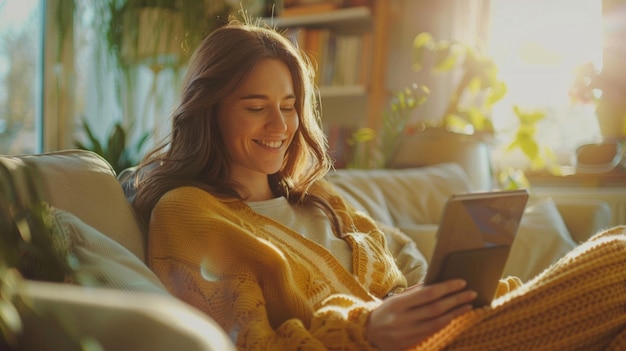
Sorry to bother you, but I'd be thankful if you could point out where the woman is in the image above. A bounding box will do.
[132,20,626,350]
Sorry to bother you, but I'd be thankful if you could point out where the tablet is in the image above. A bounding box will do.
[423,189,529,307]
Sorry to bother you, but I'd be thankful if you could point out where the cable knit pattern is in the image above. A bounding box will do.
[148,181,406,350]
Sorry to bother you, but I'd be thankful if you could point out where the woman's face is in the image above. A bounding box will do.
[217,58,299,189]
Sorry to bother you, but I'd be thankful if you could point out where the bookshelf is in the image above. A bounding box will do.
[265,1,392,167]
[266,2,391,130]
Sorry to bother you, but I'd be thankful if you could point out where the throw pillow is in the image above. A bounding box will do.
[47,206,169,295]
[502,197,578,282]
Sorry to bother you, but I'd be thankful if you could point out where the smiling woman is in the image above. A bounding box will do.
[488,0,604,172]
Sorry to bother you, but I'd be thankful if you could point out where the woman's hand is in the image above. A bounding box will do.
[366,280,476,351]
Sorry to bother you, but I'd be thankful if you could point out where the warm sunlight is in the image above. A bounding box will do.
[489,0,603,165]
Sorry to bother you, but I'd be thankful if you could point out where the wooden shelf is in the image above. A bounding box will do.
[319,85,367,98]
[266,6,371,29]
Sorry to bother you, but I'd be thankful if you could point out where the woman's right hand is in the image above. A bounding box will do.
[366,279,476,351]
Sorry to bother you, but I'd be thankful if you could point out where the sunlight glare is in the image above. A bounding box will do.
[490,0,602,106]
[489,0,603,157]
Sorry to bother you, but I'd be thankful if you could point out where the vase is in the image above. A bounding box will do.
[391,128,493,191]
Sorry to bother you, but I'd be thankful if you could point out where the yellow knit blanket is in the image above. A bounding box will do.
[417,225,626,351]
[149,182,626,350]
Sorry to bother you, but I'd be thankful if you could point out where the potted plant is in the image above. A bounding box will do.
[347,32,506,190]
[100,0,231,68]
[61,1,231,170]
[347,31,563,190]
[91,0,231,115]
[74,119,149,174]
[407,32,507,136]
[346,84,430,169]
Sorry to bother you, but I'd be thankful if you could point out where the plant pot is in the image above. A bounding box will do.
[391,128,493,191]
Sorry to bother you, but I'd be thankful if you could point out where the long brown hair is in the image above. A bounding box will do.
[132,20,340,233]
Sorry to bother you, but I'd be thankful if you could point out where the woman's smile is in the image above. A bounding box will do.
[254,139,285,149]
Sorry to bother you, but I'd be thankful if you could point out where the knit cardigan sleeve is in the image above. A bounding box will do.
[147,185,405,350]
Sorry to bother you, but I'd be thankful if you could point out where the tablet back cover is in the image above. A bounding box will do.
[424,189,529,287]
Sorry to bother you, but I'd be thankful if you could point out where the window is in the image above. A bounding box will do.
[70,2,178,165]
[0,1,171,159]
[0,0,43,154]
[488,0,603,171]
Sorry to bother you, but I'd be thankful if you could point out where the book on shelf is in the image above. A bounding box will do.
[280,1,341,17]
[285,27,371,89]
[357,33,369,86]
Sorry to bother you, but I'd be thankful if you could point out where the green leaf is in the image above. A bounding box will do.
[443,113,474,134]
[519,137,540,160]
[486,81,507,106]
[433,42,458,71]
[467,77,481,93]
[411,33,434,71]
[74,120,149,174]
[107,123,127,169]
[498,168,531,190]
[78,120,104,156]
[466,108,493,132]
[412,32,433,49]
[349,128,376,143]
[135,132,151,154]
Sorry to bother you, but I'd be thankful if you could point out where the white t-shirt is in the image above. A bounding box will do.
[247,196,429,285]
[247,197,354,273]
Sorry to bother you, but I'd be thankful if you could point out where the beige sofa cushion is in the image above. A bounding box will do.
[6,150,146,261]
[48,206,168,294]
[326,163,474,226]
[503,197,578,281]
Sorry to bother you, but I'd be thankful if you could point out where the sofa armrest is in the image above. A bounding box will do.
[554,199,612,243]
[18,281,235,351]
[4,150,146,261]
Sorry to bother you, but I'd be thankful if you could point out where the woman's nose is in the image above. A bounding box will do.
[266,107,287,132]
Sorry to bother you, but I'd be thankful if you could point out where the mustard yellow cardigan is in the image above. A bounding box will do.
[148,181,626,350]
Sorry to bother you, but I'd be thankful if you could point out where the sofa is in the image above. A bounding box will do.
[0,149,613,350]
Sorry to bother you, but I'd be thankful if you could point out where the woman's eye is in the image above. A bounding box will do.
[281,106,295,112]
[247,107,264,112]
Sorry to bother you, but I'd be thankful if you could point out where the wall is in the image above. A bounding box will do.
[385,0,489,126]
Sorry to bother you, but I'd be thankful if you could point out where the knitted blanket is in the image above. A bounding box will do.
[417,225,626,350]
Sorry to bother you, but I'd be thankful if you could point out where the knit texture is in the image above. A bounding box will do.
[148,181,406,350]
[416,225,626,351]
[149,179,626,350]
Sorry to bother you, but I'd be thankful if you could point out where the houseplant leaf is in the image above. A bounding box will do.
[75,120,104,157]
[106,123,127,172]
